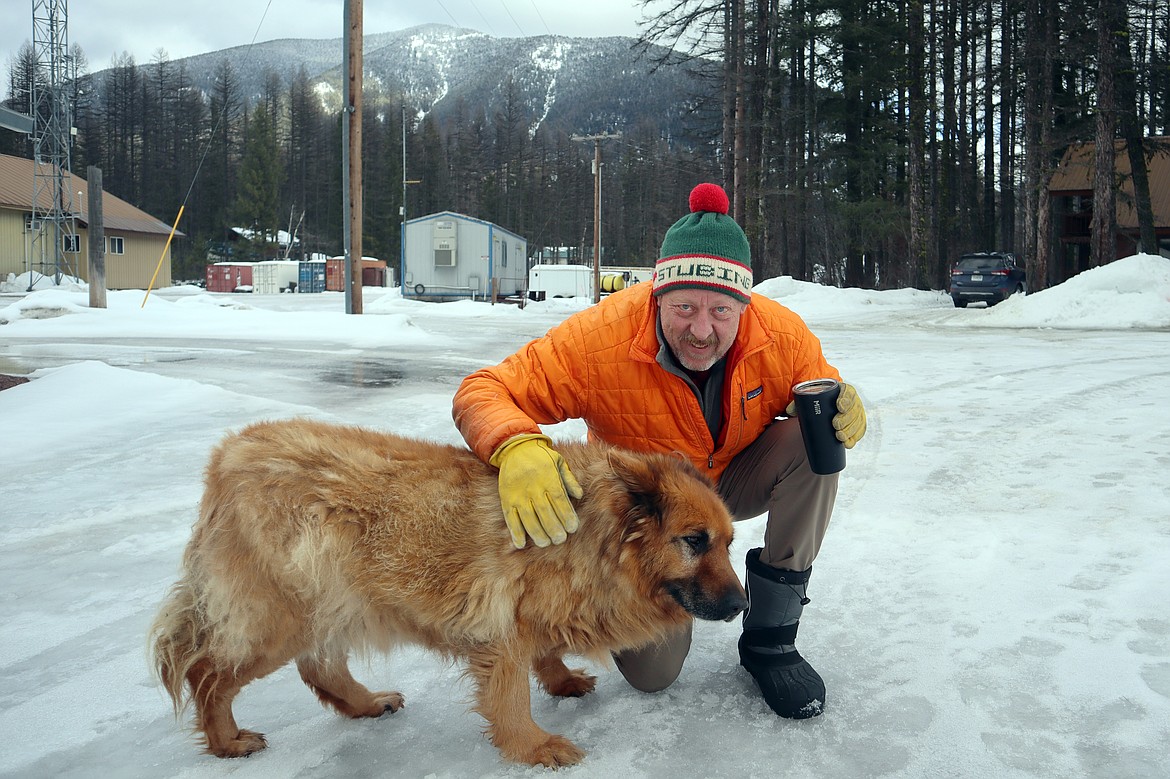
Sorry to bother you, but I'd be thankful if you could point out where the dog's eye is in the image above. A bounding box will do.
[680,533,709,553]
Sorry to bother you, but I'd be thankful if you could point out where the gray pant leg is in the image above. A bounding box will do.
[718,417,838,571]
[612,621,693,692]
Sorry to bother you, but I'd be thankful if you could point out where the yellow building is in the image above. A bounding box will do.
[0,153,177,289]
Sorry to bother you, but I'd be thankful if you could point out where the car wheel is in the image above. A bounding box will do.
[952,298,968,308]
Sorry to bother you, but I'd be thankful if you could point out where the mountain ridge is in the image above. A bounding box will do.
[126,24,711,138]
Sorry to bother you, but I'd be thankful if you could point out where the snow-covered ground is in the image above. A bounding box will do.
[2,255,1169,778]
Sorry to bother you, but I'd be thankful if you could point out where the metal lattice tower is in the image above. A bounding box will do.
[29,0,77,287]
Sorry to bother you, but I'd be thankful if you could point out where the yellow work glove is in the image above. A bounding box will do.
[785,381,867,448]
[832,382,866,448]
[489,433,584,549]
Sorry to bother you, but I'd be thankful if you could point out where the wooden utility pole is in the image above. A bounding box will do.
[342,0,363,314]
[571,131,620,304]
[86,166,106,309]
[592,140,601,303]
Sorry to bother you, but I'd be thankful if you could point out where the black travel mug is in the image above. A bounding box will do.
[792,378,846,475]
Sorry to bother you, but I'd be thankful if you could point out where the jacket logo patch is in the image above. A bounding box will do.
[746,386,763,400]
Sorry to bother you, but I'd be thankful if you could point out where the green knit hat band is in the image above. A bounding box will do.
[654,184,752,304]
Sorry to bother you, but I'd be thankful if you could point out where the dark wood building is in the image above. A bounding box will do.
[1048,137,1170,285]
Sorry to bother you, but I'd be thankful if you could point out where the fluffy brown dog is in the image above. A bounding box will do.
[150,418,747,768]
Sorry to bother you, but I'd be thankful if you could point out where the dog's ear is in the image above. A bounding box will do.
[606,449,664,524]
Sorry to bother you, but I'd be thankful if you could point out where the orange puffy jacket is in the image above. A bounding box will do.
[452,281,841,480]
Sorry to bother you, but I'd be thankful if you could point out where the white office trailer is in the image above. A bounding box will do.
[402,211,527,301]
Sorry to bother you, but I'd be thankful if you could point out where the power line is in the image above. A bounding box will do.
[142,0,275,305]
[528,0,554,36]
[466,0,497,35]
[433,0,461,26]
[497,0,526,36]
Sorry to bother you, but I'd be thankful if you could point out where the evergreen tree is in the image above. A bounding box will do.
[235,101,281,249]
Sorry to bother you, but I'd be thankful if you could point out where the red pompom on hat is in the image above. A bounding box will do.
[654,183,752,303]
[688,182,730,215]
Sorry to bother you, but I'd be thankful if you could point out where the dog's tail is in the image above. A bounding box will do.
[148,576,208,717]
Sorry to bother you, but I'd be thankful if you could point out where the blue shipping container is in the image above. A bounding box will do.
[298,261,326,293]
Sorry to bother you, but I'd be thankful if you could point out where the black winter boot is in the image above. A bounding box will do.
[738,547,826,719]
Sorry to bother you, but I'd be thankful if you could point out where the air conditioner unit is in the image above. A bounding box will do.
[433,220,457,267]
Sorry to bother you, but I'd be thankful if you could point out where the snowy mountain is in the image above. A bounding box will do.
[151,24,710,138]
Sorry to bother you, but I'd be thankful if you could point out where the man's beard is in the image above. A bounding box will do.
[677,334,721,371]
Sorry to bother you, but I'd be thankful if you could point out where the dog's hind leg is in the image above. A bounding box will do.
[188,656,280,758]
[468,647,586,767]
[297,654,404,718]
[534,653,597,698]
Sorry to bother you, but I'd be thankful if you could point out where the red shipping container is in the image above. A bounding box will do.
[326,258,388,291]
[325,258,345,291]
[205,263,254,293]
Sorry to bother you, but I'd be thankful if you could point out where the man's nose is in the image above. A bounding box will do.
[689,314,715,338]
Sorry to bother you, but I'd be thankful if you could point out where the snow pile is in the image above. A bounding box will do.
[974,253,1170,329]
[754,274,950,319]
[0,286,442,348]
[0,271,87,294]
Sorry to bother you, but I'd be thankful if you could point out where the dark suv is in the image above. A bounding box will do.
[949,252,1026,307]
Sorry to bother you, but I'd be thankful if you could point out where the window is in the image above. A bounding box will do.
[62,234,80,253]
[107,236,125,255]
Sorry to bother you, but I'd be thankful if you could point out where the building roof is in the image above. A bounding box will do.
[1048,137,1170,229]
[406,210,526,243]
[0,153,178,236]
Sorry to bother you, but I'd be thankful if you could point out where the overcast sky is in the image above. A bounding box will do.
[3,0,646,90]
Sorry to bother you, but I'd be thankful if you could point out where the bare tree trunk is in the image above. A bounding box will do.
[998,0,1016,253]
[1114,2,1159,254]
[957,0,972,247]
[927,0,940,284]
[1090,0,1119,268]
[797,0,816,281]
[1035,2,1056,288]
[722,2,735,189]
[938,0,958,288]
[1022,0,1055,291]
[908,0,928,288]
[983,0,996,243]
[733,0,747,223]
[752,0,773,278]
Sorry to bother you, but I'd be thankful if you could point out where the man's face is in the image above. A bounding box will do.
[657,289,748,372]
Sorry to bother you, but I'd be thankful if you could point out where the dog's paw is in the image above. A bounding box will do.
[523,734,586,768]
[372,691,405,714]
[208,729,267,758]
[348,691,404,718]
[547,670,597,698]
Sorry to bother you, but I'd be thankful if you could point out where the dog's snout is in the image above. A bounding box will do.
[721,589,748,622]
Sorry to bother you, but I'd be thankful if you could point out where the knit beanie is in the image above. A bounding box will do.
[653,183,753,304]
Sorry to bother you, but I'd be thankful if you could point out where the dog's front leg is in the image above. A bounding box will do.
[534,653,597,698]
[468,647,585,767]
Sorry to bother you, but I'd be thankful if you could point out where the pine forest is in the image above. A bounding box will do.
[3,0,1167,292]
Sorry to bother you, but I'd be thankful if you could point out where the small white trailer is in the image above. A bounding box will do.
[527,264,593,300]
[527,264,640,301]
